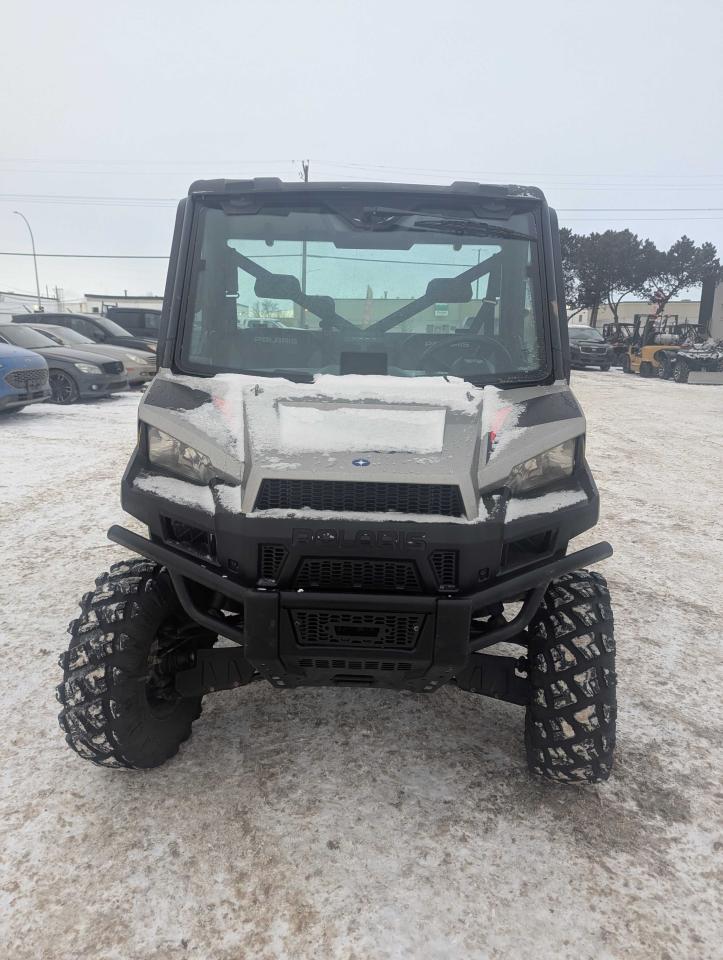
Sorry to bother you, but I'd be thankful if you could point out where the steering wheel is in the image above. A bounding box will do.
[419,336,513,375]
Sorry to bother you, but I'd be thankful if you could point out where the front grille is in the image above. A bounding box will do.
[258,544,288,581]
[292,609,424,649]
[295,557,420,593]
[298,657,412,672]
[429,550,458,589]
[255,479,464,517]
[4,368,48,391]
[101,360,124,374]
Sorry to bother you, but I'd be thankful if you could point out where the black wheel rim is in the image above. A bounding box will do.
[49,371,75,404]
[144,621,206,716]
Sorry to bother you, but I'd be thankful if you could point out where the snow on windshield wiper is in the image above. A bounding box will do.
[409,217,536,242]
[241,368,315,383]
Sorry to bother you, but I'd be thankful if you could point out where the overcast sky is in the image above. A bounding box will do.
[1,0,721,305]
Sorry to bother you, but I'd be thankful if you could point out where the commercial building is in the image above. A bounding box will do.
[63,293,164,315]
[572,299,701,327]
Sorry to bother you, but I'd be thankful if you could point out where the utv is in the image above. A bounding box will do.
[57,179,616,783]
[657,339,723,383]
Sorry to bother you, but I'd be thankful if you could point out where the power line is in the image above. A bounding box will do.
[318,159,723,180]
[2,193,723,213]
[0,251,169,259]
[2,155,722,180]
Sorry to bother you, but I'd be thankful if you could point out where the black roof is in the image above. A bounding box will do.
[187,177,546,204]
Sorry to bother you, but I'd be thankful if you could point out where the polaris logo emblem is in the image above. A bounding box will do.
[292,528,427,550]
[352,458,370,467]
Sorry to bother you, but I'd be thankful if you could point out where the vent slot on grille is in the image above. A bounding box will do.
[292,610,423,649]
[298,657,413,672]
[502,531,553,571]
[4,368,49,390]
[258,544,288,582]
[254,479,464,517]
[162,517,216,560]
[295,557,420,593]
[429,550,458,589]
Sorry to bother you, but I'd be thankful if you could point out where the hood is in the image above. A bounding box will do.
[139,371,586,522]
[37,345,124,365]
[111,335,157,352]
[57,343,152,364]
[0,343,48,369]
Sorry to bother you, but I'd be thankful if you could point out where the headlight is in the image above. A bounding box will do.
[74,362,102,374]
[147,425,215,484]
[143,342,157,353]
[125,352,145,363]
[506,439,577,495]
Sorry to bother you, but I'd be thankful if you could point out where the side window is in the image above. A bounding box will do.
[72,317,104,341]
[144,312,160,333]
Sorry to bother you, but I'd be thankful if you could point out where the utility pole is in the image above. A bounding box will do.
[299,159,310,327]
[14,211,42,311]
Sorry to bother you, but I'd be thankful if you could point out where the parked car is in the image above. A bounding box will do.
[0,324,128,404]
[12,312,158,358]
[105,306,161,341]
[27,323,156,387]
[568,324,613,370]
[0,342,51,413]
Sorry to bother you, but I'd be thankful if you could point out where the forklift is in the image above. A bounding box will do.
[621,316,688,377]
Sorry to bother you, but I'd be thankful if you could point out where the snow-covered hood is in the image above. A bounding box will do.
[139,370,585,521]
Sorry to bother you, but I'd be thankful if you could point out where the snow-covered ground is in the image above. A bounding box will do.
[1,371,721,960]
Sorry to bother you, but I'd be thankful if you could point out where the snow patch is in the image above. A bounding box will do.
[481,384,524,455]
[249,504,492,525]
[278,404,446,454]
[506,489,586,521]
[133,472,214,513]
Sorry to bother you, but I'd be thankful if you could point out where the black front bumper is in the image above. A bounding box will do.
[108,524,612,693]
[570,348,613,366]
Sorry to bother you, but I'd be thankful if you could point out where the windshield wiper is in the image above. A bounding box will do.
[239,368,315,383]
[355,208,536,242]
[409,217,536,243]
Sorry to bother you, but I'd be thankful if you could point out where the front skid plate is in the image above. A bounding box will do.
[241,591,471,693]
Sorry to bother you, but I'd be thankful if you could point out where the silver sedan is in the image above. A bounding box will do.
[29,323,156,386]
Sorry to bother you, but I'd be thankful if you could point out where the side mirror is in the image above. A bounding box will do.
[254,274,301,300]
[426,277,472,304]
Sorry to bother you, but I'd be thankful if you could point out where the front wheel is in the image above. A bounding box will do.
[57,558,216,768]
[673,359,690,383]
[525,569,616,784]
[639,361,653,378]
[621,354,632,374]
[49,369,80,404]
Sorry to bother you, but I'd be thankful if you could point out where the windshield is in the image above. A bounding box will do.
[93,316,134,337]
[0,325,57,349]
[179,198,548,385]
[35,326,92,346]
[569,326,604,342]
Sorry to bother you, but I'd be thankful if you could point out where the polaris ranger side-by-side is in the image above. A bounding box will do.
[57,179,616,783]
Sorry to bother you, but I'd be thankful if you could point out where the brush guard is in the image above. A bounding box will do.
[107,524,611,701]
